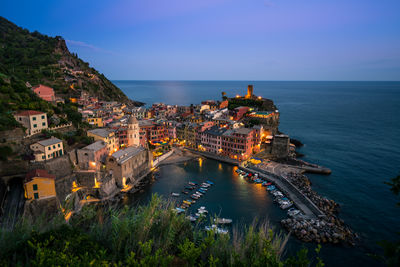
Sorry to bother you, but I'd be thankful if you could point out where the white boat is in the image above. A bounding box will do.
[280,202,293,209]
[175,208,185,214]
[205,225,228,234]
[171,193,180,197]
[195,191,203,196]
[214,218,232,224]
[186,215,197,222]
[287,208,300,217]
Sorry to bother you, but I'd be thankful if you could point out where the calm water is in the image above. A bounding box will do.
[114,81,400,266]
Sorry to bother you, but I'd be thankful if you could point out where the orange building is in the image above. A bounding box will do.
[24,169,56,200]
[31,84,56,102]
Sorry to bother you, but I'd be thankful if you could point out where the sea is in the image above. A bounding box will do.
[114,80,400,266]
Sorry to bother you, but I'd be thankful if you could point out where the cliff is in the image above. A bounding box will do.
[0,16,142,106]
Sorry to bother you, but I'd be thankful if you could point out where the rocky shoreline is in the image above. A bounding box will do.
[281,171,357,245]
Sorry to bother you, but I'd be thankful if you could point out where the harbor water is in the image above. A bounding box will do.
[115,81,400,266]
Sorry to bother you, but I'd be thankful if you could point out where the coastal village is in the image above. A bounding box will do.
[0,83,356,245]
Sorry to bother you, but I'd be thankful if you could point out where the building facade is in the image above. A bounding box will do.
[31,84,55,102]
[24,169,56,200]
[30,137,64,161]
[87,128,118,154]
[77,140,108,170]
[14,110,48,136]
[106,146,151,188]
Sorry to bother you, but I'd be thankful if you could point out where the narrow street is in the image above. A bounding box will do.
[0,179,25,230]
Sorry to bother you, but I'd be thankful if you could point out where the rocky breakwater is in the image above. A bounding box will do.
[281,172,357,245]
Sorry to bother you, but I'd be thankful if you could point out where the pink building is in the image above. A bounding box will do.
[230,106,250,121]
[31,84,55,102]
[221,128,259,161]
[200,126,227,154]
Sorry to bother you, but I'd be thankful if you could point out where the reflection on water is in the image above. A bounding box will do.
[130,158,286,228]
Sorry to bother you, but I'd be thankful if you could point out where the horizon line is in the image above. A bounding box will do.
[111,79,400,82]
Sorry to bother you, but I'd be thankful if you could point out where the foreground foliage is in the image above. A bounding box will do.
[0,195,323,266]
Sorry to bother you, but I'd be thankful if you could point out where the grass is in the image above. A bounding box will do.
[0,194,323,266]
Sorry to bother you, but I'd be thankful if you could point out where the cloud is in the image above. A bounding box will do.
[66,40,116,55]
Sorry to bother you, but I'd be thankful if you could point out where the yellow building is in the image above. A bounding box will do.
[87,128,118,154]
[86,117,104,127]
[30,137,64,161]
[24,169,56,200]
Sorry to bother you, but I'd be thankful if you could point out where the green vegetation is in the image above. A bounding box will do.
[0,16,137,131]
[228,98,276,111]
[0,195,324,266]
[42,128,94,146]
[0,145,12,161]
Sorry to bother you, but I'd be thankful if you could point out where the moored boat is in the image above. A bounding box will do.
[205,225,228,234]
[214,218,232,224]
[171,193,180,197]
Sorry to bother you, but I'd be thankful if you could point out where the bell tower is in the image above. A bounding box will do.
[127,115,140,146]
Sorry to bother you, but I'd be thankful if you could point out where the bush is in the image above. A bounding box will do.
[0,194,324,266]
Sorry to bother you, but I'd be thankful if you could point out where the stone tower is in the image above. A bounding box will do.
[127,115,140,147]
[246,85,254,99]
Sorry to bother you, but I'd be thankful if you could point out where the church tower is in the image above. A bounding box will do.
[127,115,140,146]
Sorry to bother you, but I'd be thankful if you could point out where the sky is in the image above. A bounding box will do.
[2,0,400,80]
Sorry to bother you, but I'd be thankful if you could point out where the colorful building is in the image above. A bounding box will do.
[221,128,259,161]
[200,126,227,154]
[87,128,118,154]
[229,106,250,121]
[14,110,48,136]
[30,137,64,161]
[86,117,104,127]
[24,169,56,200]
[31,84,55,102]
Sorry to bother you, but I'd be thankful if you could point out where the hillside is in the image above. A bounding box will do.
[0,16,142,109]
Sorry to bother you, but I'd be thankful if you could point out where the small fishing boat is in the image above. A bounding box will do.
[175,207,185,213]
[186,215,197,222]
[214,218,232,224]
[206,180,214,185]
[267,185,276,191]
[188,182,197,186]
[287,208,300,217]
[205,225,228,234]
[171,193,180,197]
[280,202,293,209]
[182,191,189,194]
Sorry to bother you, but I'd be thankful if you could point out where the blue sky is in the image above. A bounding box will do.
[3,0,400,80]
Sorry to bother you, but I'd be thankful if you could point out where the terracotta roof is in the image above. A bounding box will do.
[25,169,55,183]
[15,110,45,116]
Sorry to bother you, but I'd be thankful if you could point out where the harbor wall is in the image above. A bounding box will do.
[241,165,325,219]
